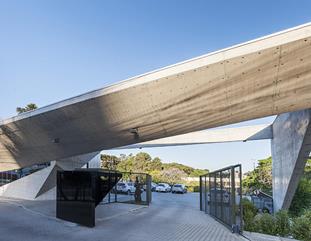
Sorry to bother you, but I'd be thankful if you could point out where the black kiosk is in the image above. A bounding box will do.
[56,169,122,227]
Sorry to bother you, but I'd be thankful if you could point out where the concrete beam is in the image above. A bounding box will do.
[271,109,311,211]
[117,124,272,149]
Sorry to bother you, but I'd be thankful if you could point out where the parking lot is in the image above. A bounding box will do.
[0,192,245,241]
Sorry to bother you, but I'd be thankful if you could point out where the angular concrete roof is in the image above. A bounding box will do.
[1,22,311,171]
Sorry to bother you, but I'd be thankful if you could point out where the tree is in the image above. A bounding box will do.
[132,152,152,173]
[156,168,187,185]
[162,162,194,175]
[135,152,152,162]
[189,169,208,177]
[117,155,134,173]
[16,103,38,114]
[145,157,162,172]
[100,154,120,170]
[243,157,272,194]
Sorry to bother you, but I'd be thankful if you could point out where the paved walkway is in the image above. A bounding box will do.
[243,231,298,241]
[0,193,245,241]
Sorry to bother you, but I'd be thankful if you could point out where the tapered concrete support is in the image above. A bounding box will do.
[272,109,311,211]
[56,152,100,170]
[0,152,99,200]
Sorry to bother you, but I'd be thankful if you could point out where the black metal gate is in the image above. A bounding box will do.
[200,164,242,233]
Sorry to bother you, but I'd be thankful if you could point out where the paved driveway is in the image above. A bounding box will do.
[0,192,245,241]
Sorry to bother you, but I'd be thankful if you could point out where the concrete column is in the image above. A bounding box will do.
[271,109,311,211]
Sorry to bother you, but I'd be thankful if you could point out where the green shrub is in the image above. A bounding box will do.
[241,198,257,216]
[304,209,311,221]
[256,211,291,237]
[275,210,290,237]
[253,214,262,232]
[241,198,257,231]
[192,186,200,192]
[292,210,311,241]
[244,209,256,231]
[186,186,199,192]
[256,213,277,235]
[241,198,311,240]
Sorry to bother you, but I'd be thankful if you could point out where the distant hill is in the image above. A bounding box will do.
[101,152,208,185]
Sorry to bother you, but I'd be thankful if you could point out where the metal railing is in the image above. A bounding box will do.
[200,164,242,233]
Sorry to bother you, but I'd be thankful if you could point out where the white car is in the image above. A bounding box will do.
[155,183,171,192]
[172,184,187,194]
[116,182,135,195]
[151,182,157,192]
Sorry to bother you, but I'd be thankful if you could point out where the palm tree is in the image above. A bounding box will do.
[16,103,38,114]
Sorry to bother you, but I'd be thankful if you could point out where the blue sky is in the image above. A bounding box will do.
[1,1,310,172]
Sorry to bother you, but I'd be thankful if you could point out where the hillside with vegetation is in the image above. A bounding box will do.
[100,152,208,190]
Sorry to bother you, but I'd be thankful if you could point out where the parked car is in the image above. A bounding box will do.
[172,184,187,194]
[116,182,135,194]
[155,183,171,192]
[207,188,230,203]
[151,182,157,192]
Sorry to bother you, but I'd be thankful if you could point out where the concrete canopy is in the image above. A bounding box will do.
[1,22,311,171]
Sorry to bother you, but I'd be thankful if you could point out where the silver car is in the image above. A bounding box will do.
[172,184,187,194]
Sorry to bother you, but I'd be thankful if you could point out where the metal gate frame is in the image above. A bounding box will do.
[200,164,242,233]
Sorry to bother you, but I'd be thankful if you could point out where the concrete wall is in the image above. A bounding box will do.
[272,109,311,211]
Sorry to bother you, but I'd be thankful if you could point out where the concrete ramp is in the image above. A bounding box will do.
[0,152,99,200]
[0,162,59,200]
